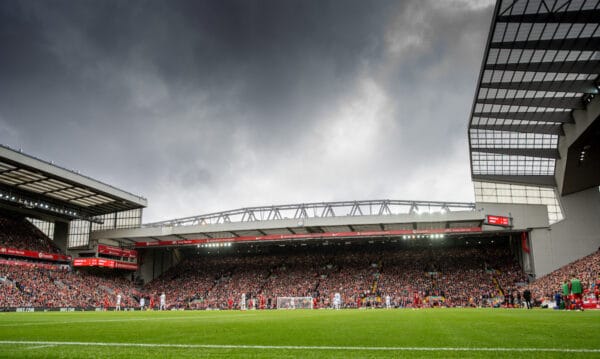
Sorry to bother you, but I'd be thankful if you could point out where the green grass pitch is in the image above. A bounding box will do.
[0,308,598,358]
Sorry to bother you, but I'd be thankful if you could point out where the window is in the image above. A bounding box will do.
[474,181,563,224]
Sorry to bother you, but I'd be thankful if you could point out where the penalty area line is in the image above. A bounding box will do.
[0,341,599,352]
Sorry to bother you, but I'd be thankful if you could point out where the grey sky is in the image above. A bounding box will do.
[0,0,495,222]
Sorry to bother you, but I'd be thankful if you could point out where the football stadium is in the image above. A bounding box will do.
[1,0,600,357]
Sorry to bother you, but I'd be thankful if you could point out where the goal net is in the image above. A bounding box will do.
[276,297,313,309]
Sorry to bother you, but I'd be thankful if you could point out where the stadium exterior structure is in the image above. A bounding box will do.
[0,144,147,251]
[91,199,550,282]
[466,0,600,278]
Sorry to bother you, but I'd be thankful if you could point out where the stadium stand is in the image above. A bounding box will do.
[1,240,597,311]
[527,249,600,305]
[0,262,139,308]
[143,241,528,309]
[0,199,594,311]
[0,214,61,254]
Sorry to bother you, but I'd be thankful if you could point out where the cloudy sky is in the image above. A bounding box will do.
[0,0,494,222]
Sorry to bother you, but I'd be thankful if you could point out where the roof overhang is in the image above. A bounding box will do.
[468,0,600,189]
[0,145,147,221]
[92,206,549,248]
[92,210,484,245]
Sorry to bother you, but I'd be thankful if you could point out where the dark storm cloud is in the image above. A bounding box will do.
[0,0,494,221]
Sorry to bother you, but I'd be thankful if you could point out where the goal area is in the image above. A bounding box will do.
[276,297,313,309]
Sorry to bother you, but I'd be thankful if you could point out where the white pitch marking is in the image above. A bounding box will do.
[0,341,599,353]
[0,314,248,327]
[25,345,57,350]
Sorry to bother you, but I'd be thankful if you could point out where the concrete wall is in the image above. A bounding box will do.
[475,202,549,231]
[531,187,600,278]
[556,95,600,194]
[138,247,183,284]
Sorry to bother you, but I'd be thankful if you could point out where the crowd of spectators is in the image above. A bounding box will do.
[0,216,60,254]
[144,243,527,309]
[0,218,547,311]
[0,214,149,309]
[0,262,139,308]
[527,249,600,304]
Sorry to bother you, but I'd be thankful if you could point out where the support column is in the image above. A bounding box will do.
[53,220,70,253]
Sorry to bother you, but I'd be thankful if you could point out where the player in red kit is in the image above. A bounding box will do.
[413,292,421,309]
[228,297,233,310]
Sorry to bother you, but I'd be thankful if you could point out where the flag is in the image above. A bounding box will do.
[521,232,530,254]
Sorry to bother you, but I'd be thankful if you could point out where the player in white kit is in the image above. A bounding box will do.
[139,297,145,311]
[115,294,122,311]
[385,295,391,309]
[241,293,247,310]
[333,292,341,310]
[160,292,166,310]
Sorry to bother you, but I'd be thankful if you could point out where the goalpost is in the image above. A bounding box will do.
[276,297,313,309]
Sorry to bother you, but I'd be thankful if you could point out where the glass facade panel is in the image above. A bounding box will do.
[474,181,563,224]
[28,218,55,240]
[68,220,91,248]
[68,209,143,248]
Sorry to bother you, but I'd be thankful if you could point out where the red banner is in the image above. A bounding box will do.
[135,227,483,248]
[97,244,137,259]
[521,232,530,254]
[583,298,600,310]
[72,258,138,270]
[0,246,71,262]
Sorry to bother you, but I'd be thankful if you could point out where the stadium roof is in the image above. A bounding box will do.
[92,200,550,247]
[91,200,499,245]
[468,0,600,187]
[0,145,147,221]
[141,200,477,228]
